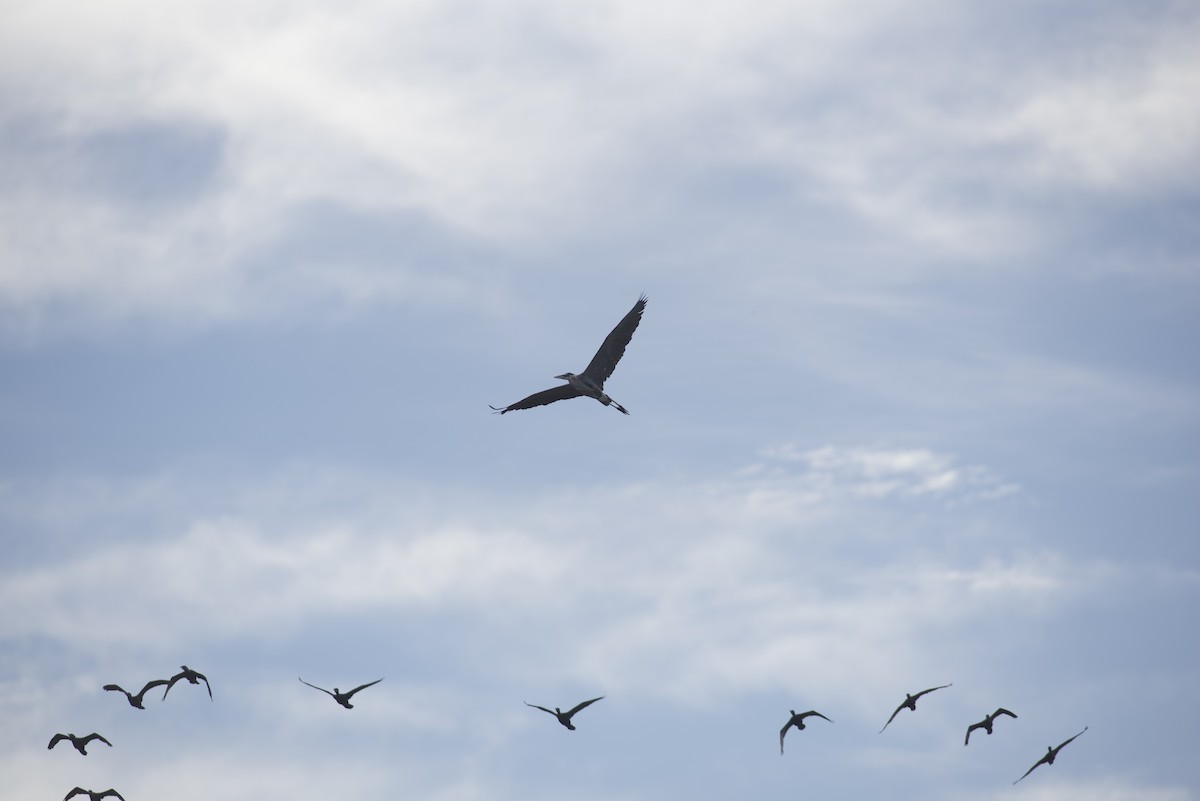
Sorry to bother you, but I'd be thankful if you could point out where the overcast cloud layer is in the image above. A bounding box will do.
[2,1,1197,800]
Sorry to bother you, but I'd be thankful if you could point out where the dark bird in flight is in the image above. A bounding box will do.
[104,679,169,709]
[779,709,832,754]
[64,789,124,801]
[163,665,212,700]
[525,696,605,730]
[964,707,1017,745]
[490,295,646,415]
[47,733,112,755]
[879,684,952,733]
[1013,726,1088,784]
[298,677,383,709]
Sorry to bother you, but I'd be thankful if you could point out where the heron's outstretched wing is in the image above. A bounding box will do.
[564,696,605,717]
[779,721,793,754]
[197,672,213,699]
[64,788,87,801]
[801,710,832,723]
[524,702,556,716]
[965,720,984,745]
[1053,726,1088,753]
[344,678,384,699]
[994,708,1017,719]
[298,678,335,698]
[48,733,68,749]
[491,384,581,414]
[163,673,185,699]
[102,684,127,695]
[99,791,125,801]
[81,733,112,748]
[580,295,646,386]
[137,679,169,699]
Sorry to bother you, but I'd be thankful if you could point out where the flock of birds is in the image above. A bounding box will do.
[43,295,1089,796]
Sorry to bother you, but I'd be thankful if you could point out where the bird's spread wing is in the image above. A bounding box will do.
[581,295,646,386]
[913,683,952,700]
[524,702,555,716]
[491,384,581,414]
[779,721,792,754]
[84,733,112,747]
[345,678,384,698]
[965,721,983,746]
[48,733,67,749]
[1055,726,1088,751]
[879,704,904,733]
[138,679,169,697]
[994,708,1017,719]
[162,674,184,699]
[64,788,86,801]
[102,684,126,695]
[565,696,605,717]
[1013,753,1050,784]
[100,791,125,801]
[198,673,213,699]
[298,678,335,697]
[802,710,832,722]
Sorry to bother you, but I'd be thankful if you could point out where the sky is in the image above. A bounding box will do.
[1,0,1198,799]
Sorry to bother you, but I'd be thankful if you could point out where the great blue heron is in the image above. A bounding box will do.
[491,295,646,415]
[298,677,383,709]
[879,684,952,733]
[163,665,212,700]
[524,696,604,730]
[47,733,112,755]
[63,789,124,801]
[103,679,169,709]
[964,707,1017,745]
[779,709,832,754]
[1013,726,1087,784]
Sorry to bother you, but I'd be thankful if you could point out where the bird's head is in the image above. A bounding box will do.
[554,373,576,381]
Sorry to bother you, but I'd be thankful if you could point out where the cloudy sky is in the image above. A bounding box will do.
[2,0,1198,798]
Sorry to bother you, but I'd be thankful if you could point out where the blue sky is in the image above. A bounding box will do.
[2,1,1198,799]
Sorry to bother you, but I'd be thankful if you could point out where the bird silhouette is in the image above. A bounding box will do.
[525,696,605,730]
[104,679,169,709]
[47,733,112,755]
[1013,726,1088,784]
[779,709,832,754]
[64,789,124,801]
[163,665,212,700]
[965,708,1017,745]
[879,684,952,732]
[491,295,646,415]
[298,677,383,709]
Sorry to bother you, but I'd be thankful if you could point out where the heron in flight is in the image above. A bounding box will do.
[491,295,646,415]
[1013,726,1087,784]
[64,789,124,801]
[47,733,112,755]
[163,665,212,700]
[964,707,1017,745]
[525,696,604,730]
[104,679,169,709]
[779,709,832,754]
[879,684,952,733]
[298,677,383,709]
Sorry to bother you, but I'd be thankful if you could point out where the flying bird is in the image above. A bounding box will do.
[104,679,169,709]
[47,733,112,755]
[525,696,605,730]
[779,709,832,754]
[163,665,212,700]
[965,708,1017,745]
[879,684,952,733]
[298,677,383,709]
[1013,726,1088,784]
[490,295,646,415]
[63,789,124,801]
